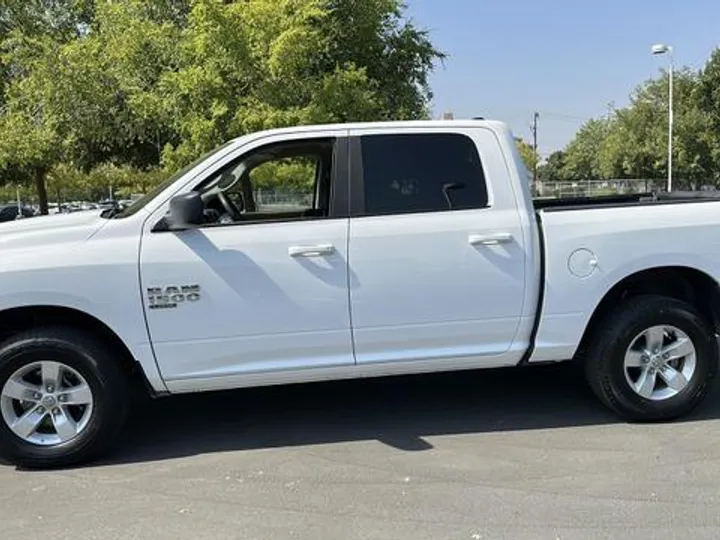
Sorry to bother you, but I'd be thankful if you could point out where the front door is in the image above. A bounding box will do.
[347,127,528,368]
[140,133,354,389]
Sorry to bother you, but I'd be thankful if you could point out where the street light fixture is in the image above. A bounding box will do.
[651,43,674,192]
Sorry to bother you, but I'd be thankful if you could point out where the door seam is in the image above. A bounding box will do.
[346,217,358,365]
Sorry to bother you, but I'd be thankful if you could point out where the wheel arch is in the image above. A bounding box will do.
[576,266,720,360]
[0,305,146,387]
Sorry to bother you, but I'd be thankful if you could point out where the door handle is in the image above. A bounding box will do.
[468,233,514,246]
[288,244,335,257]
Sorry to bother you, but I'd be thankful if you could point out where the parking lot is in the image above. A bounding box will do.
[2,363,720,539]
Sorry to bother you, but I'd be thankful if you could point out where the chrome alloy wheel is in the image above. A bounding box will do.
[0,361,94,446]
[624,325,696,401]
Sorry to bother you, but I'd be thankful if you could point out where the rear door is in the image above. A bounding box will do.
[347,126,528,369]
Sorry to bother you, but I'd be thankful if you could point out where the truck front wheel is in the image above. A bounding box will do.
[585,295,718,422]
[0,327,128,468]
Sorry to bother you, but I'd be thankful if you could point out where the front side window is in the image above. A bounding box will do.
[360,133,488,216]
[195,138,336,225]
[228,155,319,215]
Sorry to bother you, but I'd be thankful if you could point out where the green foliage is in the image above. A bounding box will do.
[0,0,91,41]
[48,163,168,201]
[556,61,720,190]
[515,138,539,174]
[0,162,166,203]
[318,0,444,120]
[537,151,566,183]
[562,118,611,181]
[250,158,317,192]
[0,0,444,209]
[696,49,720,178]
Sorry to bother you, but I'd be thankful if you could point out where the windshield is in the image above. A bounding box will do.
[107,141,235,219]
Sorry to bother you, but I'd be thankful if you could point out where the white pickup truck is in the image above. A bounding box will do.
[1,119,719,468]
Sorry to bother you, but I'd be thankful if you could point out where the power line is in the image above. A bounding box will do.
[537,110,591,122]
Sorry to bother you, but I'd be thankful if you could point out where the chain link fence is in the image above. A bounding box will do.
[253,189,313,208]
[532,179,719,199]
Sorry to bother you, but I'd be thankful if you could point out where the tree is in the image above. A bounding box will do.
[60,0,184,170]
[696,49,720,183]
[317,0,445,120]
[515,138,539,174]
[0,34,69,213]
[556,51,720,190]
[562,118,611,181]
[0,0,94,104]
[158,0,445,169]
[597,68,714,188]
[0,1,96,209]
[537,150,567,183]
[0,1,92,41]
[0,0,446,206]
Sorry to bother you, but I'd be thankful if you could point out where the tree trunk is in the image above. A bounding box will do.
[34,166,49,215]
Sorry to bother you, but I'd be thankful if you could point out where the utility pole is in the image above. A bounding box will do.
[530,112,539,189]
[606,101,615,121]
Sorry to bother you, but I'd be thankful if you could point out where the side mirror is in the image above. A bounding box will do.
[167,192,205,230]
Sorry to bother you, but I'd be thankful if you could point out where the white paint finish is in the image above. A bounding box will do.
[140,219,354,381]
[528,201,720,363]
[155,329,355,382]
[568,248,598,279]
[526,313,588,363]
[164,343,526,394]
[0,210,107,256]
[0,212,168,392]
[3,118,720,399]
[139,127,355,382]
[346,125,536,368]
[348,208,528,365]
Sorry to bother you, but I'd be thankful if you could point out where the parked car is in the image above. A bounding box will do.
[0,118,719,468]
[0,204,35,222]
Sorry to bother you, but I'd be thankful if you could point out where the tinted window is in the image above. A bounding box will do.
[360,133,488,216]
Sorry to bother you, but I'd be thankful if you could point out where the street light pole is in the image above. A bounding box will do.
[652,43,674,192]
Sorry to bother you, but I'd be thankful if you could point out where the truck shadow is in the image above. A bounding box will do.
[88,362,720,467]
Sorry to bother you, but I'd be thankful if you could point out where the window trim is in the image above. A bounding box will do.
[348,132,490,218]
[348,136,366,218]
[155,136,350,231]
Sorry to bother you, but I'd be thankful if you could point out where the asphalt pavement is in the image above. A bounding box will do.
[2,363,720,540]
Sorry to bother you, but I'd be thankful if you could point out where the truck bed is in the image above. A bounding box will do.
[533,191,720,212]
[529,189,720,365]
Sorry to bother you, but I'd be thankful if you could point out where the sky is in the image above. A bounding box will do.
[404,0,720,157]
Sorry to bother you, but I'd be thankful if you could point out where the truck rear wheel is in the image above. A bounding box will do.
[0,327,128,468]
[584,295,718,422]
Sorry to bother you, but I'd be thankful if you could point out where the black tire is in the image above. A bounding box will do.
[584,295,718,422]
[0,326,128,469]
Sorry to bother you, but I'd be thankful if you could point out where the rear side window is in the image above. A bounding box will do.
[359,133,488,216]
